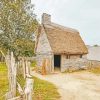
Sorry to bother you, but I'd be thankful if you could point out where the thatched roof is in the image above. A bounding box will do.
[42,22,88,54]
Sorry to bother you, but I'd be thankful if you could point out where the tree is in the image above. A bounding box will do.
[0,0,38,58]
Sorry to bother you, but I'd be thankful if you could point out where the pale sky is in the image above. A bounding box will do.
[31,0,100,45]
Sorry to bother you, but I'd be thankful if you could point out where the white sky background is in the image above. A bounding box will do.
[31,0,100,45]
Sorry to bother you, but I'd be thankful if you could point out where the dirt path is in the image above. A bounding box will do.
[31,71,100,100]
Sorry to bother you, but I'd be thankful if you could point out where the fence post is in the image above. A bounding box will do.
[10,52,16,97]
[5,52,16,99]
[24,78,33,100]
[22,59,26,79]
[25,60,31,75]
[24,60,33,100]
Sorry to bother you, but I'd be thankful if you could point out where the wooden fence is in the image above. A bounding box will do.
[5,52,33,100]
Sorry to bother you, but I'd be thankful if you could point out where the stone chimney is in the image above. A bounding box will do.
[42,13,51,24]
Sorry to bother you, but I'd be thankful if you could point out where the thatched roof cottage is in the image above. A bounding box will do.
[35,13,88,73]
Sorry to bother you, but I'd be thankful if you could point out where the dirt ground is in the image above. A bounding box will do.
[32,71,100,100]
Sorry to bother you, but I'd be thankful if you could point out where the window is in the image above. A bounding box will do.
[66,55,70,59]
[80,55,82,58]
[66,55,68,59]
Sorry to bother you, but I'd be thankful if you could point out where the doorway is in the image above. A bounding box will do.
[54,55,61,71]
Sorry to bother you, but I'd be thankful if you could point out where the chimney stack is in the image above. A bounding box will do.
[42,13,51,24]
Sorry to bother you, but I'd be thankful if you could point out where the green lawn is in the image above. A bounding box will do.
[33,77,60,100]
[0,62,8,100]
[17,74,25,89]
[17,76,60,100]
[0,62,60,100]
[31,61,36,68]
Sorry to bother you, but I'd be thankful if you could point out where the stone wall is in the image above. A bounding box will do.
[61,55,88,72]
[36,24,54,73]
[36,28,52,54]
[36,53,54,73]
[36,53,100,73]
[61,55,100,72]
[69,55,81,59]
[88,60,100,68]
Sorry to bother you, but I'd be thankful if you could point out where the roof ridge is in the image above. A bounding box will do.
[43,22,79,33]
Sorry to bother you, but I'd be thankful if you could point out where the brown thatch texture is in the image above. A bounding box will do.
[43,23,88,54]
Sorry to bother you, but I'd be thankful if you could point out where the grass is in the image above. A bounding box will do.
[16,76,60,100]
[63,67,100,75]
[15,62,60,100]
[0,62,26,98]
[31,61,37,71]
[33,77,60,100]
[0,62,60,100]
[31,61,36,68]
[16,74,26,96]
[0,62,8,100]
[16,74,60,100]
[88,67,100,74]
[17,74,25,88]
